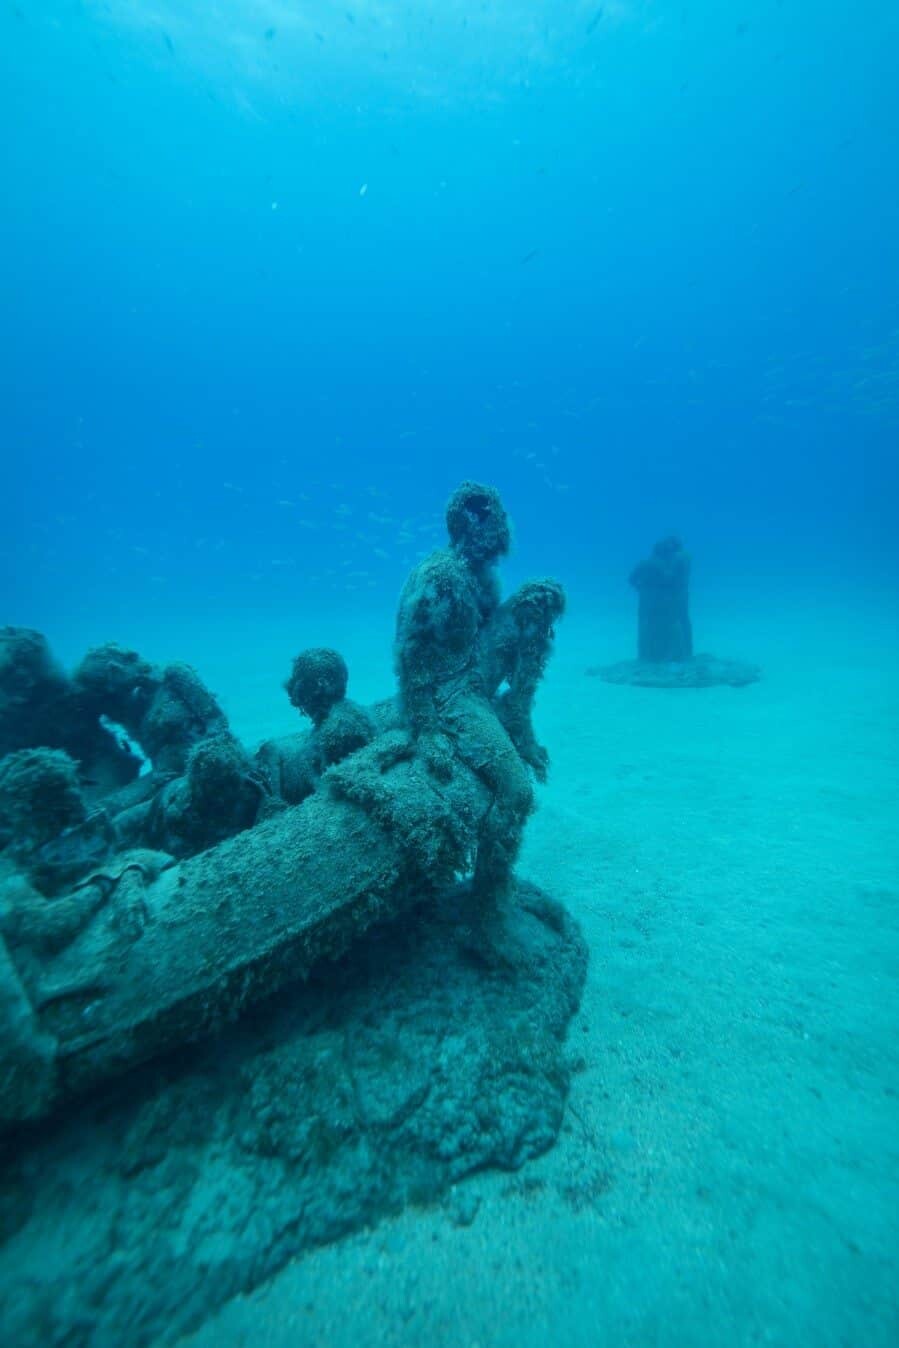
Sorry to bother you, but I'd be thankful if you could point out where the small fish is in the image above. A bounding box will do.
[521,248,540,266]
[359,183,368,197]
[586,7,604,36]
[162,31,175,55]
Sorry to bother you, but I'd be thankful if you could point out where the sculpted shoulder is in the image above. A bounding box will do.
[396,550,479,632]
[398,548,472,600]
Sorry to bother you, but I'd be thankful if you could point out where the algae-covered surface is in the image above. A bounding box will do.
[1,879,586,1346]
[3,598,896,1347]
[4,3,898,1344]
[168,598,897,1348]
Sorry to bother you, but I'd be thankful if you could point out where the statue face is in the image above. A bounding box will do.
[445,482,511,564]
[512,579,566,628]
[653,535,683,560]
[285,648,348,723]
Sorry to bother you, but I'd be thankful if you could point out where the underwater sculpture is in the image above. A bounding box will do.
[396,480,548,895]
[0,696,496,1126]
[0,482,584,1348]
[590,535,761,688]
[0,628,233,791]
[2,874,586,1348]
[0,628,143,796]
[0,482,572,1133]
[631,535,693,663]
[255,646,376,807]
[0,630,261,894]
[481,576,567,783]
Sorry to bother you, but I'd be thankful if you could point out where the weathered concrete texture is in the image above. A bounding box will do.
[1,731,494,1125]
[590,654,761,689]
[0,880,587,1348]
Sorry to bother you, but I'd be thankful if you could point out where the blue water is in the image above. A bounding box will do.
[3,1,898,642]
[2,6,899,1346]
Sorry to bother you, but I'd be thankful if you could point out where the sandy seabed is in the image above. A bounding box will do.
[53,593,899,1347]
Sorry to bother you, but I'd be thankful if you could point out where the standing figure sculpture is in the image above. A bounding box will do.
[630,535,692,663]
[591,534,760,689]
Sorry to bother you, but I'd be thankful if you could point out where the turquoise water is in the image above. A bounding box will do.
[2,3,898,1345]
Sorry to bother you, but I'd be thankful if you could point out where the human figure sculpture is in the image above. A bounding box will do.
[0,725,496,1126]
[256,648,376,807]
[0,482,566,1127]
[591,535,759,688]
[480,578,566,783]
[73,646,229,775]
[144,732,265,856]
[0,630,233,802]
[629,535,693,663]
[0,632,260,886]
[0,628,144,795]
[395,481,556,896]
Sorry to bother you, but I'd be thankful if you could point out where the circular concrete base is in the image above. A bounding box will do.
[588,653,761,689]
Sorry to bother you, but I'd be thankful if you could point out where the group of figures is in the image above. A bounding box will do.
[0,483,765,1347]
[0,487,593,1348]
[0,482,568,1128]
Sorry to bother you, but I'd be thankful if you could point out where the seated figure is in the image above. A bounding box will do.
[0,633,259,878]
[480,578,566,782]
[0,482,567,1127]
[0,628,144,796]
[256,648,376,807]
[396,482,563,896]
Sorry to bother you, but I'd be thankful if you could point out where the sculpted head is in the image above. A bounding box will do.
[285,648,348,726]
[652,535,684,560]
[445,481,511,566]
[506,579,567,637]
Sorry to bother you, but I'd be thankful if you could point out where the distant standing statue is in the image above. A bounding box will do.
[590,535,760,689]
[630,535,693,663]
